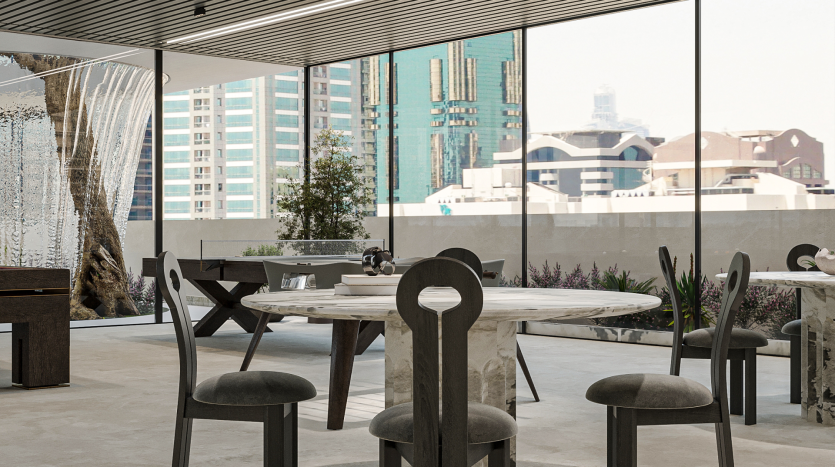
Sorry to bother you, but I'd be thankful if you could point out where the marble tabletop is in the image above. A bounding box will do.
[716,271,835,289]
[241,287,661,322]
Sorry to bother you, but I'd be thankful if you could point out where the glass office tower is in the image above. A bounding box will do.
[386,31,522,204]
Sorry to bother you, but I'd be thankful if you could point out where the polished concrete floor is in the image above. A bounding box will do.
[0,317,832,466]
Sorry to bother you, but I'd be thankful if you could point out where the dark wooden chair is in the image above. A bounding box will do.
[436,247,541,402]
[157,251,317,467]
[586,249,750,467]
[662,246,767,426]
[369,257,517,467]
[781,243,819,404]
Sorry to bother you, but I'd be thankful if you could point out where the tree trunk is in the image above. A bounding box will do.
[13,54,139,318]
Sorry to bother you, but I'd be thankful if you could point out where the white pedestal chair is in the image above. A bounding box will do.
[436,247,540,402]
[157,252,317,467]
[586,249,750,467]
[369,257,517,467]
[781,243,819,404]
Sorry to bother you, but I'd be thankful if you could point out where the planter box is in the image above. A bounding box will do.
[525,321,790,357]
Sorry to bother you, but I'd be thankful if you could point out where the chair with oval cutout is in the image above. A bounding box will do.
[369,257,517,467]
[586,249,750,466]
[782,243,819,404]
[665,246,767,426]
[157,251,317,467]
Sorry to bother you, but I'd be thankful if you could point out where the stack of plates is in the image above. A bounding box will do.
[334,274,401,296]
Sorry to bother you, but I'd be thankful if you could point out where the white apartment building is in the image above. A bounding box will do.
[161,62,367,220]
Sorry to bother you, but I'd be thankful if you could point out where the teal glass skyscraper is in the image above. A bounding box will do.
[380,31,522,205]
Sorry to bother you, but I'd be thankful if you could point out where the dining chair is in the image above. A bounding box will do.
[369,257,517,467]
[157,251,317,467]
[660,246,766,426]
[781,243,819,404]
[436,247,540,402]
[586,250,750,467]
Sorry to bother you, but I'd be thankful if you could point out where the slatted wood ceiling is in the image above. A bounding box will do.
[0,0,682,66]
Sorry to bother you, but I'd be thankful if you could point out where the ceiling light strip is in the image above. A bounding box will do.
[166,0,365,44]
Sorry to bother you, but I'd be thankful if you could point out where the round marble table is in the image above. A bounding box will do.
[717,271,835,425]
[244,287,658,404]
[244,287,659,464]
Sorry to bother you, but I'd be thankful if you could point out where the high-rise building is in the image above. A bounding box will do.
[128,118,153,220]
[136,32,523,219]
[153,65,364,220]
[584,85,650,138]
[379,31,523,204]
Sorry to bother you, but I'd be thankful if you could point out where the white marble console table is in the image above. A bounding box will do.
[243,287,659,462]
[718,271,835,425]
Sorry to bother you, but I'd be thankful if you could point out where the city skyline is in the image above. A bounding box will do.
[135,0,835,221]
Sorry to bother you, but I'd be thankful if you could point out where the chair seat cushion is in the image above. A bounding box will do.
[683,327,768,349]
[193,371,316,406]
[369,402,517,444]
[781,319,802,336]
[586,373,713,409]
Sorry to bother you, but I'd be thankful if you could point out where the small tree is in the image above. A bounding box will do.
[276,126,372,253]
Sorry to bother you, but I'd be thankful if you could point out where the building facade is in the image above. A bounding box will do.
[653,129,828,190]
[155,64,366,220]
[128,117,153,220]
[382,31,523,204]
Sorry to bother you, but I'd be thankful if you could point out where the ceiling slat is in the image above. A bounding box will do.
[0,0,683,67]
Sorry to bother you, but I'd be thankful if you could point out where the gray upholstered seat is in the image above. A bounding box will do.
[683,327,768,349]
[193,371,317,406]
[782,319,802,336]
[369,402,518,444]
[586,373,713,409]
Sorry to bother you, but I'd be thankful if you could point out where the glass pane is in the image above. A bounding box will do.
[701,0,835,339]
[526,2,695,332]
[298,55,388,247]
[391,31,523,276]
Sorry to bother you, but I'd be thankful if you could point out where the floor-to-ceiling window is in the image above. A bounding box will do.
[700,0,835,338]
[525,1,696,331]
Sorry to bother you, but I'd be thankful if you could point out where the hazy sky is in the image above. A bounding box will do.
[527,0,835,183]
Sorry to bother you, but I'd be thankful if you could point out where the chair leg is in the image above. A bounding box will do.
[607,406,615,467]
[241,311,272,371]
[264,405,290,467]
[715,415,735,467]
[172,415,193,467]
[516,341,540,402]
[790,335,801,404]
[729,359,743,416]
[744,348,757,425]
[610,406,637,467]
[380,440,400,467]
[488,439,511,467]
[287,404,298,466]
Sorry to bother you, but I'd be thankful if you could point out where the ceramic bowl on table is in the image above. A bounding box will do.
[814,248,835,275]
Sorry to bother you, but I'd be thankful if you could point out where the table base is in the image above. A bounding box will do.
[385,319,517,466]
[801,288,835,425]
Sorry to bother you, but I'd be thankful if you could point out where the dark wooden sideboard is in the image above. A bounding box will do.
[0,267,71,388]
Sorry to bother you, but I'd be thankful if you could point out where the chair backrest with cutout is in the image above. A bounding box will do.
[710,252,750,401]
[786,243,820,272]
[396,257,483,467]
[156,251,198,396]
